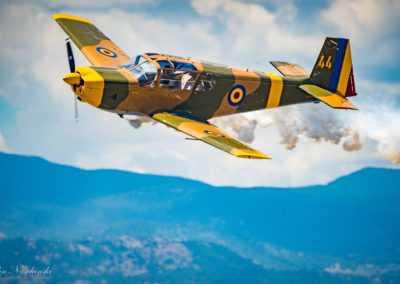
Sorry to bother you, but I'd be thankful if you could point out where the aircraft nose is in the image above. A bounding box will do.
[72,67,104,108]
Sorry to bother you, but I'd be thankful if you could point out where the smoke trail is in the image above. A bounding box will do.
[122,100,399,164]
[341,131,363,152]
[211,116,258,143]
[125,116,156,129]
[212,104,400,164]
[272,106,354,150]
[360,109,400,164]
[210,113,274,143]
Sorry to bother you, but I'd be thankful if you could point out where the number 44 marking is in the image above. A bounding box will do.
[318,55,332,69]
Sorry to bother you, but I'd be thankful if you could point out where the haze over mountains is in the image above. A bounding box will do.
[0,152,399,283]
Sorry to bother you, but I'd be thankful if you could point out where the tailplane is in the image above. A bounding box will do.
[299,84,358,110]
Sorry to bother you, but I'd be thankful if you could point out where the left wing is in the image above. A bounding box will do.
[152,112,271,159]
[53,14,130,67]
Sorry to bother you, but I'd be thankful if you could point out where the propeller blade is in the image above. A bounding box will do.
[74,94,79,122]
[66,39,75,73]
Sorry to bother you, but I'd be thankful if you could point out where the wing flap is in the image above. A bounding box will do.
[299,84,358,110]
[53,14,130,67]
[270,61,310,78]
[152,112,271,159]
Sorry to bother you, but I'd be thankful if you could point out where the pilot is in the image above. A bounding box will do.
[161,68,172,88]
[162,68,171,77]
[181,73,194,90]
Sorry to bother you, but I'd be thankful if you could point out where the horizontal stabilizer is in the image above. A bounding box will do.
[299,84,358,110]
[270,61,310,78]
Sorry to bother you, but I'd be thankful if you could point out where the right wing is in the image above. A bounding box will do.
[270,61,310,78]
[152,111,271,159]
[53,14,130,67]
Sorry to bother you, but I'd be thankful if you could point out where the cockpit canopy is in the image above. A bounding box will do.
[121,54,202,91]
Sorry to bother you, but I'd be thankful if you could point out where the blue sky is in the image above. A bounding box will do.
[0,0,399,187]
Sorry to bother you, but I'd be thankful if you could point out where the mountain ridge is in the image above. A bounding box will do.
[0,151,399,282]
[1,151,399,192]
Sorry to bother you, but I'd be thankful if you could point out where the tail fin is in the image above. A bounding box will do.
[310,37,357,97]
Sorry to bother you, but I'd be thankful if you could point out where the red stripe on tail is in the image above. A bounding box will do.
[345,67,357,97]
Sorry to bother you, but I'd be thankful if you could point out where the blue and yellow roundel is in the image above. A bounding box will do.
[96,47,117,58]
[204,130,226,138]
[227,85,246,106]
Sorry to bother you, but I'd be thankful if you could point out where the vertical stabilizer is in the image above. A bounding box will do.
[310,38,356,97]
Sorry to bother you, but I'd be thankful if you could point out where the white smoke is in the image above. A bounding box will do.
[271,106,362,151]
[342,130,363,152]
[211,103,400,164]
[125,116,157,129]
[211,113,274,143]
[357,109,400,164]
[211,116,258,143]
[122,98,400,165]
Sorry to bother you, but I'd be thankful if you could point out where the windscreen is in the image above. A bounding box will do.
[130,60,157,87]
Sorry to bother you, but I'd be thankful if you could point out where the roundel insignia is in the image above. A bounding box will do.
[227,85,246,106]
[204,130,226,138]
[96,47,117,58]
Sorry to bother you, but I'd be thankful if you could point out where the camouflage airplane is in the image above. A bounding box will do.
[54,14,357,159]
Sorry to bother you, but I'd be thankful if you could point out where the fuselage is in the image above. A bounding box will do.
[69,53,316,120]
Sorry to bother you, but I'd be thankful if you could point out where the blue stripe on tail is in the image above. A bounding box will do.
[329,38,348,92]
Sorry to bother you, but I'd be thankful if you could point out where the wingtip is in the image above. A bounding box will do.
[52,13,92,24]
[231,149,272,160]
[337,100,359,110]
[346,101,359,110]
